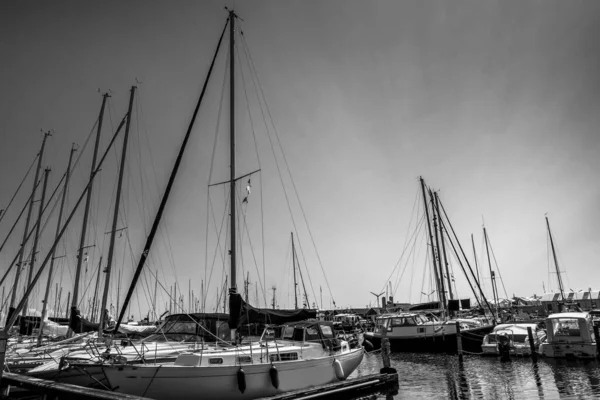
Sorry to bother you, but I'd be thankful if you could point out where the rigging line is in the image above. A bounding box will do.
[0,152,39,228]
[382,188,422,295]
[204,39,230,310]
[486,231,509,300]
[237,34,292,307]
[204,189,230,308]
[392,198,424,294]
[237,36,268,306]
[241,33,335,306]
[393,214,427,296]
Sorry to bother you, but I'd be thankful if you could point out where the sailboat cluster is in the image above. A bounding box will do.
[1,8,599,400]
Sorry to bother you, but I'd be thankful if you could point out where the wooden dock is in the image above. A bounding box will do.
[255,372,399,400]
[0,372,153,400]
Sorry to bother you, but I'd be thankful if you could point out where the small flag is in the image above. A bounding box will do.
[242,179,251,204]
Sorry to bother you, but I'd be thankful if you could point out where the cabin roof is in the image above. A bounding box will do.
[546,312,589,320]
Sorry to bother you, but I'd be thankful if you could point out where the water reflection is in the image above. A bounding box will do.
[353,351,600,399]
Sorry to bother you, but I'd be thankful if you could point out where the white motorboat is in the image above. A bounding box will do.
[481,322,546,356]
[539,312,598,359]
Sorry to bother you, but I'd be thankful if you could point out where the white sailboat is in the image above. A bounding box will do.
[99,10,363,399]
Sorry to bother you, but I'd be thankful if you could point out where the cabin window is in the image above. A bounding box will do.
[282,326,295,340]
[209,358,223,364]
[271,352,298,361]
[320,325,334,338]
[552,318,581,337]
[391,317,416,327]
[305,327,320,342]
[237,356,252,363]
[417,327,425,333]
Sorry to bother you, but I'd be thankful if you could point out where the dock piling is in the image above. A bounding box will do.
[527,326,538,361]
[455,321,463,362]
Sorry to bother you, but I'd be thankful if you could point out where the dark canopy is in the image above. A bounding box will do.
[229,292,317,327]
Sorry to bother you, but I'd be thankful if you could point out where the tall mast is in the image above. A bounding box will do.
[229,10,237,293]
[471,233,480,283]
[228,9,238,341]
[483,226,498,315]
[546,216,565,302]
[38,145,76,345]
[70,93,109,334]
[98,86,136,335]
[419,177,442,309]
[429,189,446,316]
[292,232,298,309]
[435,192,453,301]
[9,131,50,314]
[22,167,51,317]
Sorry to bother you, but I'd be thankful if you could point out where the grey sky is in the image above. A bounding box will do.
[1,1,599,316]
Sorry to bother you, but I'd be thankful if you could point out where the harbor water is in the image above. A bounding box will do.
[352,351,600,399]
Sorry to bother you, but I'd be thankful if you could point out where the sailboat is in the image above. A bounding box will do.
[364,177,494,353]
[98,10,363,399]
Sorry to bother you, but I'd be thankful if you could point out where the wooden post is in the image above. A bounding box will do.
[380,337,396,374]
[455,321,463,361]
[594,325,600,360]
[527,326,537,361]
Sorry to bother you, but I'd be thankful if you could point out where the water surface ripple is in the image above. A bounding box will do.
[352,351,600,399]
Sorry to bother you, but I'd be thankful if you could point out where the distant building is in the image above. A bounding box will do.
[540,290,600,314]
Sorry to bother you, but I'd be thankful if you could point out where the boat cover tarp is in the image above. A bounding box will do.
[117,324,157,335]
[42,319,69,337]
[69,306,99,333]
[229,293,317,326]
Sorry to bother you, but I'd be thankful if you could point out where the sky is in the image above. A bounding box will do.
[1,0,599,320]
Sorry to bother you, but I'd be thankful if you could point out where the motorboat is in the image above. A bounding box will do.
[539,312,597,358]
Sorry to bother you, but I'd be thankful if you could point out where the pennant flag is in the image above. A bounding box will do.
[242,179,251,204]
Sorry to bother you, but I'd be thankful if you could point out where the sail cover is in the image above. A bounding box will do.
[229,293,317,325]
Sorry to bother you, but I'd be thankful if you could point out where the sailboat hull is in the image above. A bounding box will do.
[102,348,364,400]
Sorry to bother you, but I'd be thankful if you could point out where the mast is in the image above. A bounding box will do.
[153,269,158,320]
[98,86,136,335]
[9,131,50,315]
[22,167,51,318]
[429,189,447,316]
[70,93,109,334]
[435,192,453,301]
[227,9,239,341]
[90,256,102,322]
[471,233,480,283]
[483,226,499,316]
[419,177,442,309]
[38,145,75,345]
[292,232,298,309]
[546,216,566,302]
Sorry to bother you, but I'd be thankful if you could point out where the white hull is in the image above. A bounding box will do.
[103,348,364,400]
[539,342,597,359]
